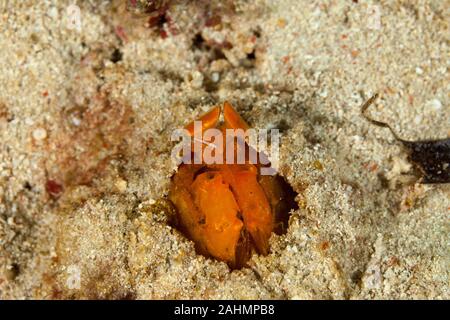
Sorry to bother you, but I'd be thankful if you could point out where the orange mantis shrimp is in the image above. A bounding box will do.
[169,102,297,269]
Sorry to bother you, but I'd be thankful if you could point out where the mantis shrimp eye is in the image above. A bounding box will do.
[168,102,298,269]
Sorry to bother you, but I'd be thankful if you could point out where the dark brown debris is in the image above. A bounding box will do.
[362,93,450,184]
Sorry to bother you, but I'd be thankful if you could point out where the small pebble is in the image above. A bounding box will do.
[277,18,287,28]
[32,127,47,140]
[190,71,204,88]
[115,178,127,192]
[71,116,81,126]
[313,160,324,171]
[318,88,328,98]
[4,264,19,280]
[7,217,15,225]
[48,7,59,19]
[414,115,422,124]
[426,98,442,111]
[211,72,220,83]
[415,67,423,75]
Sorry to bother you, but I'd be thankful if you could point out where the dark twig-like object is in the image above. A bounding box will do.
[362,94,450,184]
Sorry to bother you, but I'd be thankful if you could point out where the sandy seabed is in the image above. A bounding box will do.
[0,0,448,299]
